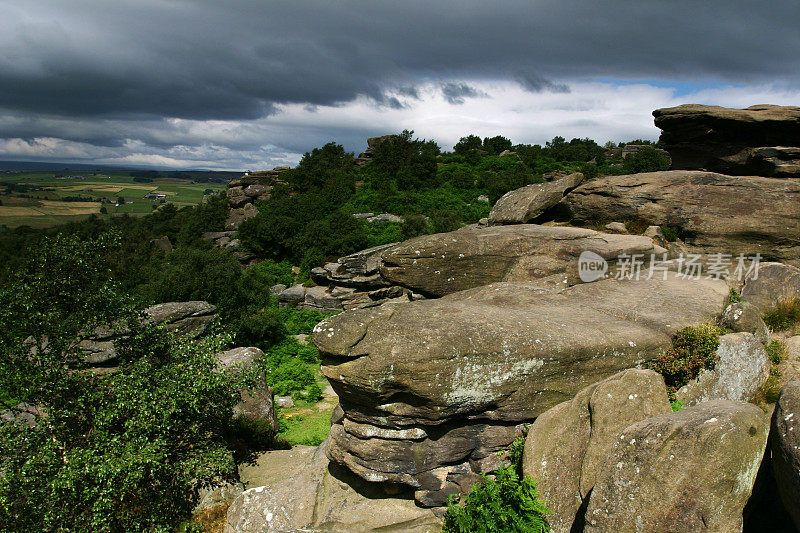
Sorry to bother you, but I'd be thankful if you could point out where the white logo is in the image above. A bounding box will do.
[578,250,608,283]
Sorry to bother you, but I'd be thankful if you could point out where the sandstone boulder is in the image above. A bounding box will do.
[720,301,770,344]
[585,400,769,533]
[562,171,800,265]
[772,381,800,530]
[522,369,672,532]
[488,172,583,225]
[681,332,770,407]
[653,104,800,176]
[314,273,728,501]
[740,262,800,314]
[380,224,658,297]
[225,441,441,532]
[216,346,264,371]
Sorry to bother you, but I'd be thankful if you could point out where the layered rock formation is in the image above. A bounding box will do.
[354,135,395,167]
[562,170,800,265]
[488,172,584,225]
[653,104,800,177]
[224,167,289,231]
[314,273,728,505]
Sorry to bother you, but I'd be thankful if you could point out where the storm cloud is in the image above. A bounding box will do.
[1,1,799,168]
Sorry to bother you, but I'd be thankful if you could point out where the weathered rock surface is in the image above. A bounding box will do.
[772,381,800,530]
[562,171,800,265]
[314,273,728,502]
[488,172,583,225]
[740,262,800,314]
[720,302,770,344]
[214,346,277,431]
[380,224,659,297]
[225,441,441,532]
[585,400,769,533]
[216,346,264,371]
[354,135,395,167]
[522,369,672,532]
[681,333,770,407]
[653,104,800,176]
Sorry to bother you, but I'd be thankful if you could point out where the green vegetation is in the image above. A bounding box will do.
[0,233,243,531]
[762,298,800,332]
[0,171,227,229]
[443,466,551,533]
[278,406,335,447]
[649,324,726,398]
[728,288,742,304]
[755,340,788,405]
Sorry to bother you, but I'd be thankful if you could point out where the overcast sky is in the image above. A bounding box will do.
[1,1,799,170]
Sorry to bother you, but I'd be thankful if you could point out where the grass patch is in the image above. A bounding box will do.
[763,298,800,332]
[277,405,334,446]
[659,225,679,242]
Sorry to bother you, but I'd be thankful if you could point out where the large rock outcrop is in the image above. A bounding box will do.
[225,441,441,532]
[772,381,800,530]
[380,224,659,297]
[522,369,672,532]
[314,273,728,505]
[653,104,800,177]
[562,170,800,265]
[584,400,769,532]
[488,172,584,225]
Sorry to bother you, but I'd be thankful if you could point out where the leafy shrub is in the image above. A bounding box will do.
[763,298,800,332]
[401,214,430,239]
[648,324,726,397]
[443,466,550,533]
[363,221,404,247]
[622,146,671,174]
[728,288,742,304]
[659,225,679,242]
[0,233,241,532]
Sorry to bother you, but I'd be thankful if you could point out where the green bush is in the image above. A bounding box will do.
[648,324,726,397]
[443,466,550,533]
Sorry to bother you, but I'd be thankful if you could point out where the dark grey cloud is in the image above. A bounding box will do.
[441,83,486,105]
[1,1,799,167]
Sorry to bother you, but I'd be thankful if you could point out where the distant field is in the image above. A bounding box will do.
[0,171,228,228]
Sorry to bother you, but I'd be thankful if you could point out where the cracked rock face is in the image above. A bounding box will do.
[379,224,658,297]
[313,273,728,505]
[562,170,800,265]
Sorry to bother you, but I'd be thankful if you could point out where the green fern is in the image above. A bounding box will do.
[443,466,550,533]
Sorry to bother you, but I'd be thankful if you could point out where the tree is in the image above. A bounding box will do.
[0,232,241,531]
[453,134,483,155]
[370,130,440,191]
[482,135,512,155]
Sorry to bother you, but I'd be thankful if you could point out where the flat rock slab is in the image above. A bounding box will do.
[563,170,800,265]
[314,273,728,494]
[380,224,657,297]
[741,262,800,314]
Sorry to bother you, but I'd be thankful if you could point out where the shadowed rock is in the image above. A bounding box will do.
[488,172,583,225]
[653,104,800,176]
